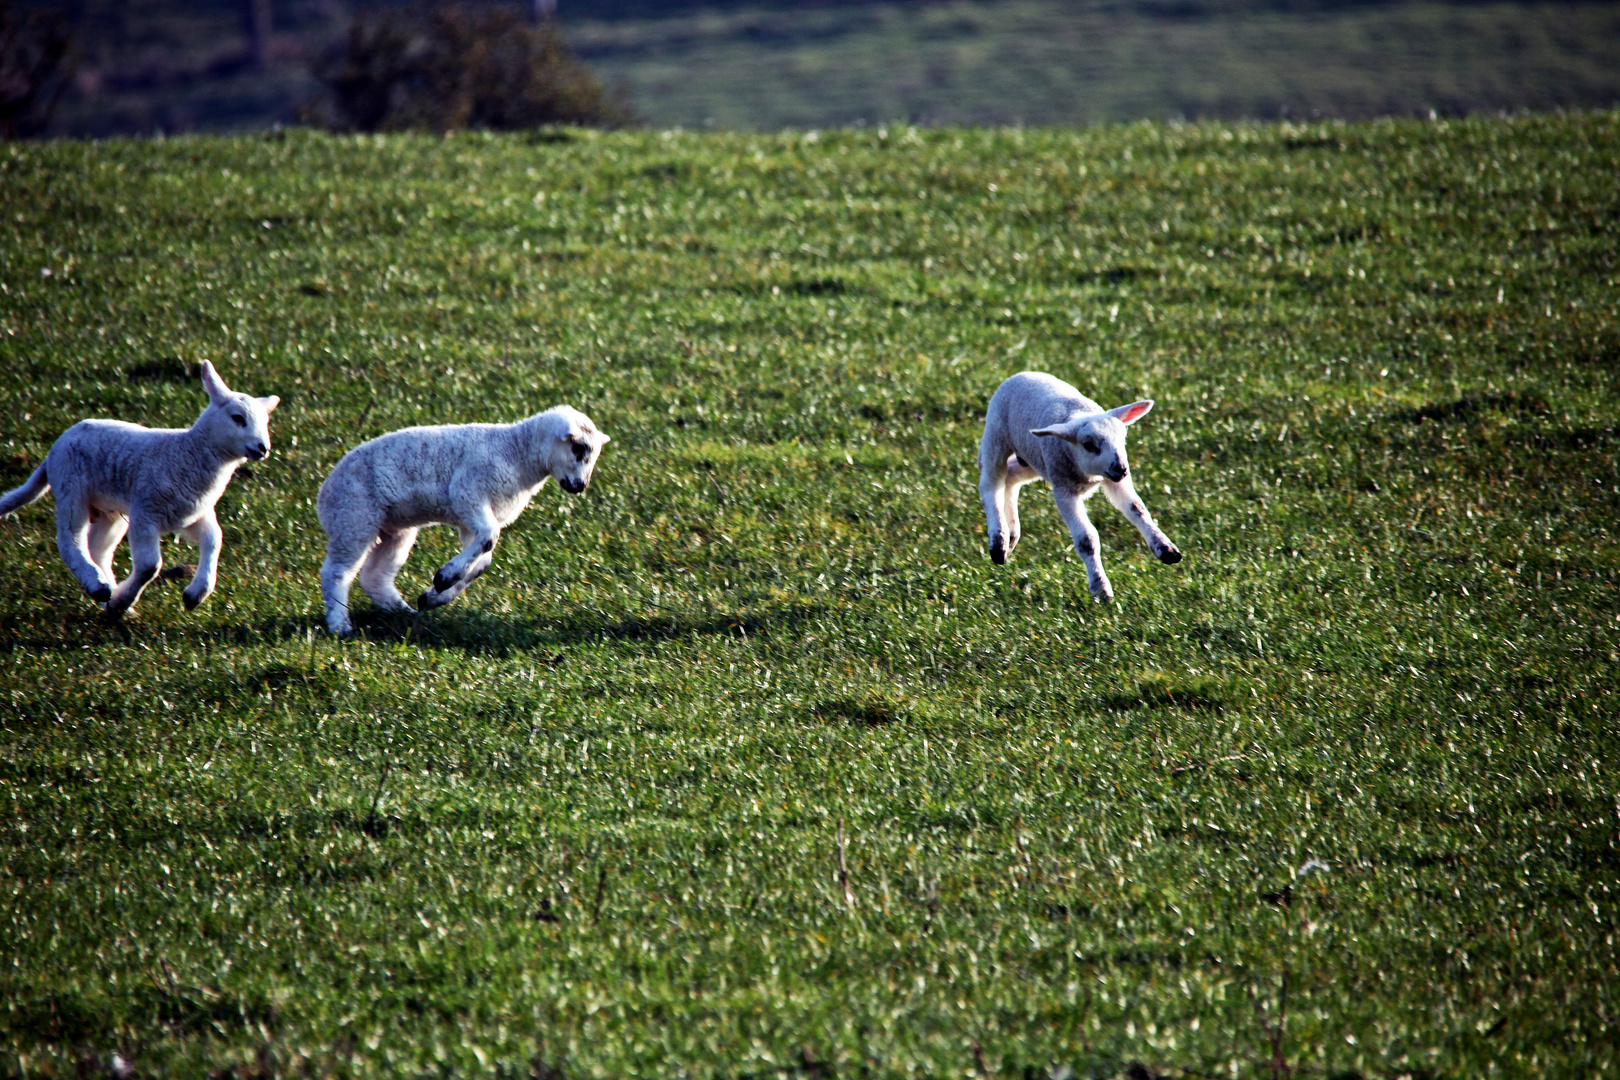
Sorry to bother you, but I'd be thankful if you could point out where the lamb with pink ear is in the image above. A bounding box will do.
[977,371,1181,601]
[0,361,279,618]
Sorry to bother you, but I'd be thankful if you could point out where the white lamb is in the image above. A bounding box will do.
[317,405,609,635]
[978,371,1181,601]
[0,362,279,618]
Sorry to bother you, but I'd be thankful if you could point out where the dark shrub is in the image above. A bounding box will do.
[0,2,75,139]
[309,3,634,133]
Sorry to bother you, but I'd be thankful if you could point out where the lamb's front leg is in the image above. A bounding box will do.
[1051,485,1113,601]
[1102,476,1182,565]
[180,512,223,610]
[419,510,499,610]
[104,518,162,618]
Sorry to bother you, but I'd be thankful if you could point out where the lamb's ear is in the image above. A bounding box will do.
[599,432,611,445]
[259,395,280,413]
[1030,424,1078,443]
[200,361,232,406]
[1108,399,1154,426]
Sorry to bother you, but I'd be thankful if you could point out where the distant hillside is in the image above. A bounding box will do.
[22,0,1620,135]
[567,0,1620,128]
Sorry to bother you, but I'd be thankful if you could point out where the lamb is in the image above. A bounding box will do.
[978,371,1181,601]
[317,405,609,635]
[0,362,279,618]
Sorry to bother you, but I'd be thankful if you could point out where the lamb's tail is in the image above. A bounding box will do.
[0,463,49,517]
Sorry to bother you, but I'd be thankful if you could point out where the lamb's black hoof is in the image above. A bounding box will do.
[89,584,112,603]
[989,537,1007,565]
[182,590,203,611]
[432,569,460,593]
[1160,547,1183,565]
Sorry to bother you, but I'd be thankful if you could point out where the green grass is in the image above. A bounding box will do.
[1,113,1617,1078]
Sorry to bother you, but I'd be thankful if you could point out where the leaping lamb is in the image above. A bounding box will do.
[317,405,610,635]
[978,371,1181,601]
[0,361,280,618]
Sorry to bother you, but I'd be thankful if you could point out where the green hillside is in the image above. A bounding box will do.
[1,113,1618,1077]
[570,0,1620,128]
[30,0,1620,135]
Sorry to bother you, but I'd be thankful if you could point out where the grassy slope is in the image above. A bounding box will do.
[566,0,1620,128]
[1,115,1618,1078]
[40,0,1620,135]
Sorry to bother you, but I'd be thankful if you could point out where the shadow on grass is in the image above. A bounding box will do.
[1404,389,1551,423]
[1100,672,1235,713]
[10,982,273,1045]
[0,590,829,661]
[298,592,831,656]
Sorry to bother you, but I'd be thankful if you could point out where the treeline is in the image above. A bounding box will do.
[4,0,631,136]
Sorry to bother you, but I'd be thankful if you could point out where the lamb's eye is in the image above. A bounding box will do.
[231,414,247,427]
[1081,438,1100,454]
[572,442,590,461]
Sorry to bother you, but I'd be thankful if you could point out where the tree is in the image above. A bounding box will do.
[309,3,633,134]
[0,1,75,139]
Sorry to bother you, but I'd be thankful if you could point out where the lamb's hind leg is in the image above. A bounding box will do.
[1002,454,1040,557]
[320,528,377,635]
[104,516,162,619]
[978,433,1013,564]
[419,521,497,610]
[358,527,419,614]
[1102,476,1182,564]
[56,494,115,604]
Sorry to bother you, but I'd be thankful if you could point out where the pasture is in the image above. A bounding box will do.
[1,114,1617,1078]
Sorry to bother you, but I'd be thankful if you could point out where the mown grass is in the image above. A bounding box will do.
[1,114,1617,1078]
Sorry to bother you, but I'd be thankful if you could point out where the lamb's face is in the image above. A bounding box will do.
[200,394,278,461]
[1070,416,1130,483]
[197,362,279,461]
[549,416,610,494]
[1029,399,1152,483]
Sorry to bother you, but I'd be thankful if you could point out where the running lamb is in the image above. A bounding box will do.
[978,371,1181,601]
[317,405,609,635]
[0,362,280,618]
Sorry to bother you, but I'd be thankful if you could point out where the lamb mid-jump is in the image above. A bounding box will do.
[978,371,1181,601]
[317,406,609,635]
[0,362,279,618]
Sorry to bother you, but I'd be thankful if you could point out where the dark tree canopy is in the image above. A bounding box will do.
[0,2,75,139]
[310,3,633,133]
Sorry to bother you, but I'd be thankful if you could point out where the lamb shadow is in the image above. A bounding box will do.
[235,594,829,657]
[0,590,829,659]
[538,596,827,648]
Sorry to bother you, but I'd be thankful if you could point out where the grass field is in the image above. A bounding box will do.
[2,113,1618,1078]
